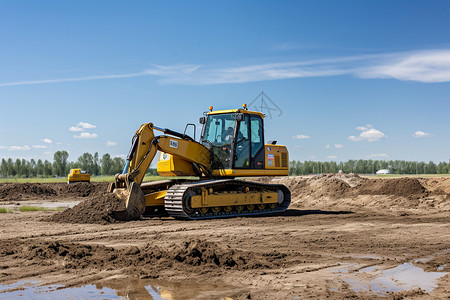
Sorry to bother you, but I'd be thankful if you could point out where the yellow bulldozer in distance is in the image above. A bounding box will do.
[109,104,291,220]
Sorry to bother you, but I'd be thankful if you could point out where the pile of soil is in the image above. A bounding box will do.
[421,177,450,194]
[0,183,57,200]
[358,177,428,198]
[49,191,125,224]
[0,182,108,201]
[271,174,449,210]
[54,182,107,198]
[0,239,274,277]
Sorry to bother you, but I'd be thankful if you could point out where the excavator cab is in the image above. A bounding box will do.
[200,107,268,172]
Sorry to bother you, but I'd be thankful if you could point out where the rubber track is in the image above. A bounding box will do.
[164,179,291,220]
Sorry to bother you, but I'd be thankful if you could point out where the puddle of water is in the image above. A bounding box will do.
[0,201,79,210]
[334,262,448,295]
[359,265,379,272]
[0,278,243,299]
[331,263,356,274]
[0,281,119,299]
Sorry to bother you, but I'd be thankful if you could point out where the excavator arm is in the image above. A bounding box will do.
[110,122,211,220]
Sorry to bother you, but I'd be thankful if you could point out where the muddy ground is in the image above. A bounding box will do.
[0,175,449,299]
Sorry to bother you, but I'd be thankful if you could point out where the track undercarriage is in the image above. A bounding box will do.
[139,179,291,220]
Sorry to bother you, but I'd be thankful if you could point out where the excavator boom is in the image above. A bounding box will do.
[110,123,211,220]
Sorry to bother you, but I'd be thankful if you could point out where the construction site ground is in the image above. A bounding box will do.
[0,174,449,299]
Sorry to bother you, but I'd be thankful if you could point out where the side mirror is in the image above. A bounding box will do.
[199,117,206,124]
[236,113,244,121]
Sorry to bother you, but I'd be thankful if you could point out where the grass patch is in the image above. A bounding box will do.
[0,207,13,213]
[19,206,65,212]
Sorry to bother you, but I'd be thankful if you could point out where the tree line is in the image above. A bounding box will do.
[0,151,128,178]
[289,159,450,175]
[1,151,449,178]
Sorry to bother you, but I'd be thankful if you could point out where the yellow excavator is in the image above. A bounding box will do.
[109,104,291,220]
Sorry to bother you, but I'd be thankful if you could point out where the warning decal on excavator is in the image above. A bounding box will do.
[169,140,178,148]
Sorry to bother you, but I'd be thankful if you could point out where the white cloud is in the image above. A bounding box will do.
[69,122,96,132]
[292,134,311,140]
[0,146,6,149]
[308,155,316,159]
[356,124,373,131]
[325,144,330,149]
[327,155,337,159]
[334,144,344,149]
[32,145,48,149]
[114,154,127,159]
[0,71,154,87]
[349,126,386,142]
[412,131,430,138]
[148,49,450,84]
[74,132,98,139]
[69,126,84,132]
[78,122,96,129]
[359,49,450,83]
[41,138,52,144]
[9,145,31,151]
[106,141,117,147]
[0,49,449,87]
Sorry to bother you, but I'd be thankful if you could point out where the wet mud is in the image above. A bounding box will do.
[0,175,449,299]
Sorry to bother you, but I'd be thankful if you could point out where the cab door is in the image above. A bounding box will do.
[233,114,265,169]
[250,115,264,168]
[234,115,250,168]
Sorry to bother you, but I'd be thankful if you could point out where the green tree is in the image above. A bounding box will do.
[53,150,69,176]
[425,161,437,174]
[43,160,53,176]
[93,152,100,175]
[100,153,113,175]
[1,158,7,178]
[111,157,126,174]
[77,153,94,173]
[36,159,44,176]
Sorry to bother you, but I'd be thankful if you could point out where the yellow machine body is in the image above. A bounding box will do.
[67,168,90,183]
[110,105,290,220]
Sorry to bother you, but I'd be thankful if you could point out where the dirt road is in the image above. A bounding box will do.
[0,175,449,299]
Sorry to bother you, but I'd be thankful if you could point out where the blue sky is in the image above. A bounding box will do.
[0,1,449,164]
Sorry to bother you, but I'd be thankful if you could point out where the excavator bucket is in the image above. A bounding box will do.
[111,181,146,221]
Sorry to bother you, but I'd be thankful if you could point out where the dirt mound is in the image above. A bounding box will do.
[172,240,258,269]
[421,177,450,194]
[57,182,107,197]
[0,183,57,200]
[247,174,449,211]
[0,182,109,201]
[359,178,427,198]
[0,239,272,277]
[49,192,125,224]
